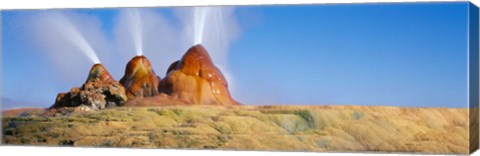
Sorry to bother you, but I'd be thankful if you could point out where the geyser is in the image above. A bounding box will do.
[187,7,238,95]
[51,63,127,110]
[120,55,160,99]
[193,7,208,44]
[51,13,101,64]
[158,44,238,105]
[190,7,235,49]
[126,9,144,56]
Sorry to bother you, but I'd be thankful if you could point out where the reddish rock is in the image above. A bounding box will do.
[50,64,128,110]
[120,55,160,99]
[157,44,238,106]
[124,93,189,107]
[86,63,114,83]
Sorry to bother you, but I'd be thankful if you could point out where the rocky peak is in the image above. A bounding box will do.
[120,55,160,99]
[50,64,128,110]
[158,44,238,106]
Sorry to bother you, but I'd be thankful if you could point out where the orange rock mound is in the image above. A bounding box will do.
[120,55,160,99]
[157,44,238,106]
[86,63,114,82]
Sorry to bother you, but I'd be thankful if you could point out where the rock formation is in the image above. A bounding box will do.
[50,45,238,109]
[120,55,160,99]
[50,64,128,110]
[158,44,238,106]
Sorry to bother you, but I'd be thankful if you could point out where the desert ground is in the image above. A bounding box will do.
[1,105,472,154]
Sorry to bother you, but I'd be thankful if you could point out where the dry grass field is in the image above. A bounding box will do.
[1,105,472,154]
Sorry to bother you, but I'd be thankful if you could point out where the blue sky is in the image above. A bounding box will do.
[1,2,471,109]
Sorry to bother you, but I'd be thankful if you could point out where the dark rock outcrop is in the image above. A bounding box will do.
[50,64,128,111]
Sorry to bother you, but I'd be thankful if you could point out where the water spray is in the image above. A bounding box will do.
[188,7,237,92]
[194,7,208,44]
[52,13,101,64]
[126,9,143,56]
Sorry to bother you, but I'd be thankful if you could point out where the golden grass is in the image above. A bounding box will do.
[1,105,471,154]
